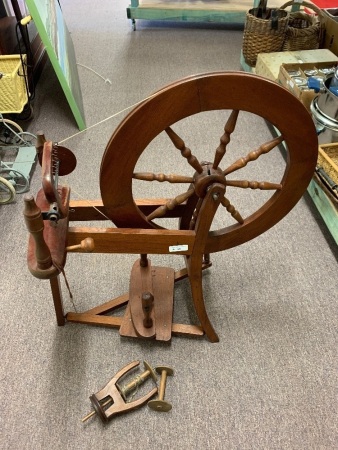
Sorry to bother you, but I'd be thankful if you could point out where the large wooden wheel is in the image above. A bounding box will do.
[100,72,317,254]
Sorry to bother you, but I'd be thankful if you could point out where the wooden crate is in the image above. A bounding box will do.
[278,61,338,111]
[318,143,338,185]
[308,173,338,245]
[255,49,338,81]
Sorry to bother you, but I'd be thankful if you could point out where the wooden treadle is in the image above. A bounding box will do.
[65,262,210,340]
[120,260,175,341]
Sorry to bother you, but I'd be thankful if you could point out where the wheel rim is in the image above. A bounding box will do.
[0,118,24,145]
[0,168,29,194]
[100,71,318,253]
[0,176,16,204]
[15,131,37,146]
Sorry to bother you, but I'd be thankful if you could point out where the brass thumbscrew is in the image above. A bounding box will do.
[148,366,174,412]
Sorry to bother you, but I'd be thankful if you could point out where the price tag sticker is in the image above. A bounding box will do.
[169,244,189,252]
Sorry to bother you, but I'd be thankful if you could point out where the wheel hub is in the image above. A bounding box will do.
[193,161,226,198]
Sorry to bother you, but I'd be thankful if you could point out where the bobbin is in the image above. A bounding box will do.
[148,365,174,412]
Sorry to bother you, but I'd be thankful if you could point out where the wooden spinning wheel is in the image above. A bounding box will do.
[24,72,318,343]
[100,71,317,253]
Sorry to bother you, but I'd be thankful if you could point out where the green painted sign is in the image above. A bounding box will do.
[25,0,86,130]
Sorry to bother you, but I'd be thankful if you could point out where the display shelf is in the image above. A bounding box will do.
[127,1,250,28]
[240,55,338,244]
[126,0,289,28]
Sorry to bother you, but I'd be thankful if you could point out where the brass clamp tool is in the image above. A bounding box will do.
[82,360,158,423]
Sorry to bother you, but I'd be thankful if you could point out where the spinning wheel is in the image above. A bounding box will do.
[100,72,317,253]
[24,72,318,343]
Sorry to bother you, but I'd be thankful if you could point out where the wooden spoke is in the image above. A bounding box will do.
[133,172,193,183]
[223,135,284,176]
[220,196,244,224]
[225,180,282,190]
[213,109,239,169]
[146,188,195,221]
[165,127,203,174]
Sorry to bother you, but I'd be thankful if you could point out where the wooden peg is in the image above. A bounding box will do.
[81,398,111,423]
[35,131,46,155]
[148,366,174,412]
[142,292,154,328]
[66,238,95,253]
[24,194,52,271]
[140,253,148,267]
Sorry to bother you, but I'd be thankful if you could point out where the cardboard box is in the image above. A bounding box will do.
[323,9,338,55]
[278,61,338,111]
[324,8,338,22]
[255,49,338,81]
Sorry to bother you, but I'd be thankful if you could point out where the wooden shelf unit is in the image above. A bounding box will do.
[127,0,256,27]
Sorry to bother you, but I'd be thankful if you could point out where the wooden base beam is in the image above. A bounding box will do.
[65,263,211,340]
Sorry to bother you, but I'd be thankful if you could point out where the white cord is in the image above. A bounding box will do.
[77,63,112,85]
[58,91,159,145]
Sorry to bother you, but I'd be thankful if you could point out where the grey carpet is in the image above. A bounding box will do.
[1,1,337,449]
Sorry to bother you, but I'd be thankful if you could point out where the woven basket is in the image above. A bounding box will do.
[242,5,289,67]
[0,55,28,114]
[281,1,325,51]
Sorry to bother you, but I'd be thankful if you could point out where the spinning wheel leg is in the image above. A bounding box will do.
[186,255,218,342]
[50,276,65,326]
[185,183,226,342]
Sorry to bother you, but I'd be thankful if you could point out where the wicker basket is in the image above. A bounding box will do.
[281,1,325,51]
[318,143,338,185]
[242,5,289,67]
[0,55,28,114]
